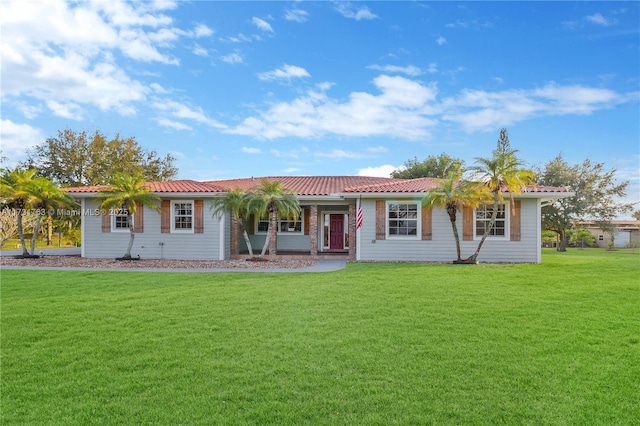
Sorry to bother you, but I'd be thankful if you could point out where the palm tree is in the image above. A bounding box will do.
[250,179,300,256]
[422,173,489,262]
[27,176,77,255]
[96,173,161,259]
[211,188,255,257]
[0,168,38,256]
[466,129,535,263]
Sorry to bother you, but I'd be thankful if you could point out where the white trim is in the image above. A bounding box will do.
[536,198,542,264]
[321,212,348,250]
[111,208,131,233]
[473,203,510,241]
[80,198,85,258]
[386,200,421,240]
[218,211,225,260]
[171,200,195,233]
[254,210,305,235]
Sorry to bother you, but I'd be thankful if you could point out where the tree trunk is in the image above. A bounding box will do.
[268,207,277,256]
[47,214,53,246]
[30,215,43,255]
[124,214,135,258]
[556,229,567,252]
[446,203,462,261]
[16,202,29,256]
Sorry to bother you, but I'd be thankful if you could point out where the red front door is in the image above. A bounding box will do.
[329,214,344,249]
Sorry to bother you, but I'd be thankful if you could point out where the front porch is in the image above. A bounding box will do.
[231,203,358,261]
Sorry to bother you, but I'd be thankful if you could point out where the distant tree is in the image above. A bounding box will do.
[568,227,597,248]
[96,174,161,259]
[250,180,300,257]
[536,154,633,252]
[422,172,489,262]
[466,129,535,263]
[392,153,464,179]
[22,129,178,187]
[632,210,640,221]
[211,188,255,257]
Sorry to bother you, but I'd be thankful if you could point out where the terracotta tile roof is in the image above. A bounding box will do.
[65,176,570,196]
[205,176,401,196]
[64,180,226,193]
[344,177,442,193]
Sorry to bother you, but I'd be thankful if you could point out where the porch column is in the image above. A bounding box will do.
[348,202,356,261]
[309,205,318,256]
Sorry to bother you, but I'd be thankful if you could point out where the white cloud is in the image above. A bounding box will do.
[436,36,447,45]
[156,118,192,131]
[357,164,398,178]
[252,17,274,33]
[282,167,302,173]
[221,52,244,64]
[427,63,438,73]
[0,119,44,164]
[442,83,639,132]
[335,3,378,20]
[153,100,227,129]
[242,147,262,154]
[258,64,310,81]
[585,13,615,26]
[228,74,439,140]
[367,64,423,76]
[193,23,214,37]
[0,0,205,119]
[192,44,209,57]
[284,9,308,23]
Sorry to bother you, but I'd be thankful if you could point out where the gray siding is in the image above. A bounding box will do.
[82,199,225,260]
[358,198,541,263]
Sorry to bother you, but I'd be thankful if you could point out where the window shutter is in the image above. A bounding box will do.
[375,200,386,240]
[102,212,110,233]
[463,206,474,241]
[134,202,144,233]
[161,200,170,233]
[510,200,521,241]
[303,208,310,235]
[421,207,432,240]
[248,214,255,234]
[194,200,204,233]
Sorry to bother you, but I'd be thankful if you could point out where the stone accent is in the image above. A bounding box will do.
[309,205,318,256]
[348,203,356,261]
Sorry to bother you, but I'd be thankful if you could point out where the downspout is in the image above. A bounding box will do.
[80,198,86,258]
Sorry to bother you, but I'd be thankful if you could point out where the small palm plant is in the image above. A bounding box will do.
[27,176,77,255]
[250,179,300,256]
[96,173,161,259]
[466,129,535,263]
[211,188,255,257]
[0,168,38,256]
[422,173,489,262]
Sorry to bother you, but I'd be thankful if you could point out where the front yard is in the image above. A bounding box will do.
[2,249,638,424]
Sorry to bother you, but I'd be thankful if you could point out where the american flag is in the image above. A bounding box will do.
[356,200,363,229]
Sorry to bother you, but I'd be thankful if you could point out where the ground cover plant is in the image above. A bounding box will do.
[2,250,638,424]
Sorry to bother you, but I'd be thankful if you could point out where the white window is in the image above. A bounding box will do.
[255,211,304,234]
[111,208,131,232]
[172,201,194,233]
[388,202,419,238]
[475,204,507,238]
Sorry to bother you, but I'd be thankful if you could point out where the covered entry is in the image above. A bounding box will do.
[322,213,349,251]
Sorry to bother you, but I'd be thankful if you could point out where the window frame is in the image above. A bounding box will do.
[386,201,420,239]
[111,208,131,233]
[474,203,509,239]
[171,200,195,233]
[254,210,304,235]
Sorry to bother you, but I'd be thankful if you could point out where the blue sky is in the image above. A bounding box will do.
[1,1,638,210]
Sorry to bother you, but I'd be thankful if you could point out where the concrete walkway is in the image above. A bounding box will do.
[1,258,347,273]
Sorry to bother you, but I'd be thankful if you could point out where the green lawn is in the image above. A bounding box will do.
[2,250,638,425]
